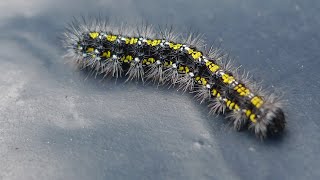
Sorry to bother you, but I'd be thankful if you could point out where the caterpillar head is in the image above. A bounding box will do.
[266,108,286,136]
[252,107,286,139]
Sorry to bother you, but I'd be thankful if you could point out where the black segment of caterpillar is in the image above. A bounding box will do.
[63,19,286,139]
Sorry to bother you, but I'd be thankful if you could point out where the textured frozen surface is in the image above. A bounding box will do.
[0,0,319,179]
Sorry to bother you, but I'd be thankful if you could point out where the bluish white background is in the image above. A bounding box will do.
[0,0,319,179]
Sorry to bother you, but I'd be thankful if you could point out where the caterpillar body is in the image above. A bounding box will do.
[63,18,286,139]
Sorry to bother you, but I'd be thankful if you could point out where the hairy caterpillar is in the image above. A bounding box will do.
[62,18,285,139]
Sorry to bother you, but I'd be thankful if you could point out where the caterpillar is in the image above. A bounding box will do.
[62,18,286,139]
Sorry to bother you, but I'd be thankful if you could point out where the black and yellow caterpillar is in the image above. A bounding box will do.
[63,18,285,139]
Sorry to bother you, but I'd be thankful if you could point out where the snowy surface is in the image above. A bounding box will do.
[0,0,319,179]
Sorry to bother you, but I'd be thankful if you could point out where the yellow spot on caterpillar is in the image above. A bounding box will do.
[234,84,251,96]
[178,66,190,74]
[227,100,231,107]
[148,57,155,63]
[251,96,264,108]
[196,76,208,85]
[205,61,220,72]
[211,89,221,97]
[240,89,250,96]
[164,61,173,67]
[211,89,217,96]
[229,102,235,110]
[146,40,152,45]
[89,32,99,39]
[250,114,257,123]
[174,44,182,50]
[152,39,161,46]
[245,110,251,117]
[121,55,133,63]
[146,39,161,46]
[222,74,235,84]
[169,43,182,50]
[185,66,190,73]
[188,49,194,54]
[142,57,155,65]
[200,78,207,85]
[234,104,240,111]
[86,47,94,53]
[225,100,236,110]
[192,51,202,59]
[107,35,117,42]
[126,37,138,45]
[102,51,111,58]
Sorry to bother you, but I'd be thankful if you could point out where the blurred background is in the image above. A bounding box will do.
[0,0,319,179]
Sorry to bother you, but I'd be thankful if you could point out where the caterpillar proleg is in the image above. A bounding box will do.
[63,18,286,139]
